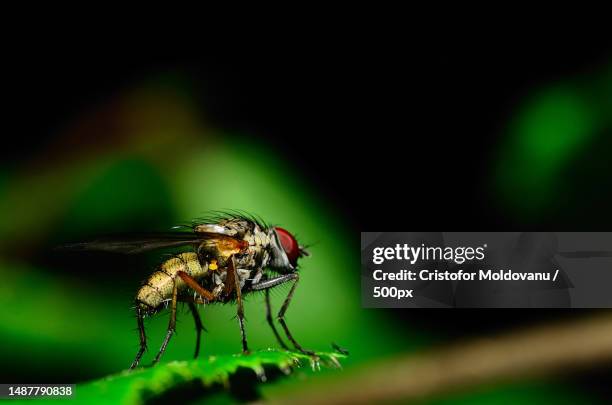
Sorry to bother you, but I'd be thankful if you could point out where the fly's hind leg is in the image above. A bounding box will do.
[188,301,205,358]
[177,271,215,302]
[177,271,216,359]
[152,279,179,365]
[129,306,147,370]
[252,273,315,355]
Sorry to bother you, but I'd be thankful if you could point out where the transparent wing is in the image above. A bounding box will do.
[58,232,220,254]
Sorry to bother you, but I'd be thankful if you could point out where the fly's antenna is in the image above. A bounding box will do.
[291,231,318,252]
[298,239,319,258]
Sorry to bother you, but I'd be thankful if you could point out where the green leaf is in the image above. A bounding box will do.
[68,350,344,404]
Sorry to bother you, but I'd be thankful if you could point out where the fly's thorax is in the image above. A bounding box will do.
[247,227,272,248]
[198,244,233,268]
[238,228,272,269]
[195,218,255,239]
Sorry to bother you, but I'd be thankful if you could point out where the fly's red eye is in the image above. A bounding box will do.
[274,227,299,266]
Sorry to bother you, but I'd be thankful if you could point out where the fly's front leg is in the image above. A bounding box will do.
[276,274,315,355]
[129,306,147,370]
[152,279,178,365]
[265,289,288,349]
[252,273,314,355]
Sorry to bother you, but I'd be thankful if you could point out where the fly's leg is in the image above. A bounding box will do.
[129,306,147,370]
[252,273,315,355]
[180,296,208,305]
[265,289,289,349]
[188,301,205,358]
[276,274,315,355]
[177,271,215,302]
[176,271,215,358]
[152,279,179,365]
[227,256,249,353]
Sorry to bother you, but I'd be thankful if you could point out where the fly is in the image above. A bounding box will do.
[62,212,313,369]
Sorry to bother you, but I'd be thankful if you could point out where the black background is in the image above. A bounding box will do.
[5,37,610,231]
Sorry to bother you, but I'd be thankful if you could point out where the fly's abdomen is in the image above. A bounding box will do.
[136,252,208,310]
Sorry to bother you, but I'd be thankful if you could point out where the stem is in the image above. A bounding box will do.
[272,314,612,404]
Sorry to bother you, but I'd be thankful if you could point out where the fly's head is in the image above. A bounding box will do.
[268,227,309,273]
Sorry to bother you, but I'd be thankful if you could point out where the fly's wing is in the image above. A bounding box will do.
[58,232,208,254]
[58,233,209,254]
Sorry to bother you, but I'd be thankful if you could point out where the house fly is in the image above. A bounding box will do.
[62,212,313,369]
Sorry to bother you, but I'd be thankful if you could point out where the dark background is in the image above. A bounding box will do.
[5,38,609,231]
